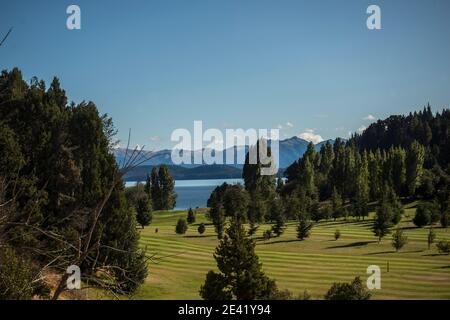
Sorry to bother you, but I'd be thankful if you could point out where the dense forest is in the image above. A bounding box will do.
[0,68,148,299]
[207,107,450,241]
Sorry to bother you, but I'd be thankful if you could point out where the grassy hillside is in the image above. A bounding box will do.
[133,204,450,300]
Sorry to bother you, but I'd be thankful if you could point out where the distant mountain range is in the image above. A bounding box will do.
[116,136,337,181]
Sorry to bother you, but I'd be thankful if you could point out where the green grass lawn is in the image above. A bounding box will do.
[132,204,450,300]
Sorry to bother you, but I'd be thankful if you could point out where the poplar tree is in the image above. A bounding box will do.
[353,151,370,219]
[159,165,176,210]
[331,187,343,221]
[373,200,393,243]
[391,228,408,252]
[406,141,425,197]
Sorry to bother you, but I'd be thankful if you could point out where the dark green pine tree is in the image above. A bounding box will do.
[296,216,313,241]
[135,193,152,229]
[207,184,228,239]
[199,218,280,300]
[270,198,285,237]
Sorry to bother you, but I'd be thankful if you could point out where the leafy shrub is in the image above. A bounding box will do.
[175,218,188,235]
[324,277,371,300]
[436,241,450,255]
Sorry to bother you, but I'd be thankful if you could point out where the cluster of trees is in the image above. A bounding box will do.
[324,277,371,300]
[0,68,148,299]
[175,210,207,236]
[285,140,426,216]
[281,107,449,242]
[205,107,449,248]
[353,106,450,169]
[125,165,177,229]
[207,141,289,239]
[125,183,153,228]
[145,165,176,211]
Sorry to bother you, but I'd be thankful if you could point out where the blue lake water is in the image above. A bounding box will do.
[125,178,244,210]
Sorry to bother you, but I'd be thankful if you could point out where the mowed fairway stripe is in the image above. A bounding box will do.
[135,210,450,300]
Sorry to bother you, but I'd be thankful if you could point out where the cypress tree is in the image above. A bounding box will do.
[187,208,196,224]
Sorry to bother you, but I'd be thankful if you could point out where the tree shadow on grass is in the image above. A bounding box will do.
[183,235,216,239]
[326,241,377,249]
[399,226,420,230]
[318,220,372,228]
[366,249,424,255]
[423,253,450,257]
[365,250,396,255]
[256,239,301,245]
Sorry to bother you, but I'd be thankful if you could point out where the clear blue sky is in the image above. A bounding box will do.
[1,0,450,150]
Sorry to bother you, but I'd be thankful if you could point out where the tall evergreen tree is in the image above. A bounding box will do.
[207,183,228,239]
[271,199,285,237]
[199,218,280,300]
[296,216,312,241]
[136,193,152,229]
